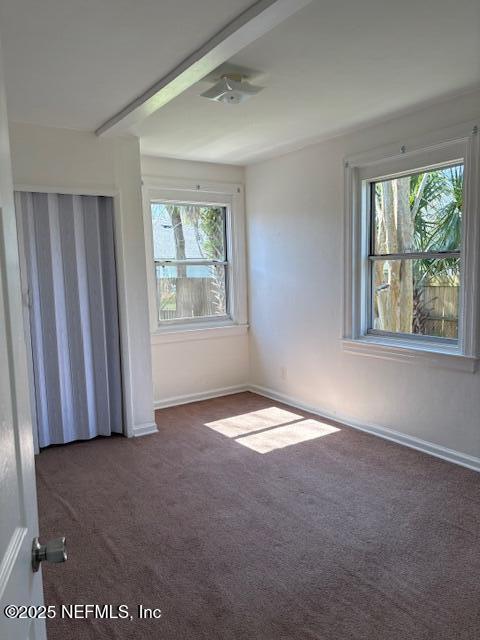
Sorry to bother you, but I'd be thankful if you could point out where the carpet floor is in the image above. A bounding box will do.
[36,392,480,640]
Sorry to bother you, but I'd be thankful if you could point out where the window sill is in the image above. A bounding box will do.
[342,336,477,372]
[151,322,249,345]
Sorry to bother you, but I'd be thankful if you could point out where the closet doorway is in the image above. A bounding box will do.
[15,192,123,449]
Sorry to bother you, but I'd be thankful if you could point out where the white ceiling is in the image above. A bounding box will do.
[135,0,480,164]
[1,0,479,165]
[0,0,255,129]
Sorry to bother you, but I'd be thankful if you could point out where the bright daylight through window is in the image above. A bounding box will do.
[151,202,228,323]
[369,164,463,341]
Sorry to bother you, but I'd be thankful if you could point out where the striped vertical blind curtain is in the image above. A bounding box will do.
[15,192,123,447]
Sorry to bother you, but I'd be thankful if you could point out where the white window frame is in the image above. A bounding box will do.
[142,176,248,340]
[343,122,480,372]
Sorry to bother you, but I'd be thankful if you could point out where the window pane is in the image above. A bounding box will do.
[151,203,226,261]
[156,263,227,321]
[373,165,463,254]
[372,258,460,338]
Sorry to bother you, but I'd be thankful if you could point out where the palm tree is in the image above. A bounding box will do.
[374,165,462,335]
[198,208,226,315]
[411,165,462,287]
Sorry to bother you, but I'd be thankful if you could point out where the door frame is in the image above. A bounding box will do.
[14,184,136,446]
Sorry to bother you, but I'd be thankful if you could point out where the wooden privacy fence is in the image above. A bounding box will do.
[420,284,459,338]
[157,276,458,336]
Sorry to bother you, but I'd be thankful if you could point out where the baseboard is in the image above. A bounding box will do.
[151,382,480,473]
[132,421,158,437]
[248,384,480,473]
[154,384,249,410]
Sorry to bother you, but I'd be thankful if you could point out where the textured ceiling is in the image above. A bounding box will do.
[1,0,478,164]
[135,0,480,164]
[0,0,255,129]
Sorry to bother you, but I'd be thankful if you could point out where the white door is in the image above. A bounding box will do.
[0,35,47,640]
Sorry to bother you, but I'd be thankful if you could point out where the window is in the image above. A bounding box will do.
[143,179,248,335]
[368,164,463,341]
[151,202,228,323]
[344,125,480,369]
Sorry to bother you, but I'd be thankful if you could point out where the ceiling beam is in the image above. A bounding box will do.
[95,0,312,136]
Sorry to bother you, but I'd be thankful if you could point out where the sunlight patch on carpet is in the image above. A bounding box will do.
[235,419,340,453]
[205,406,303,438]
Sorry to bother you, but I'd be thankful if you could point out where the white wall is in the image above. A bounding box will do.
[246,89,480,462]
[9,122,156,436]
[142,155,245,184]
[150,331,249,406]
[141,155,250,406]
